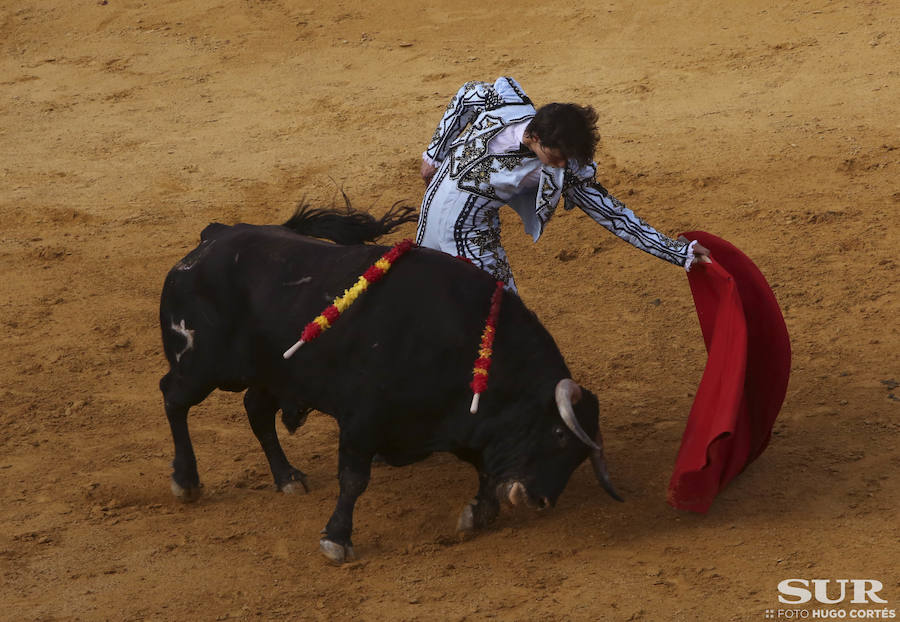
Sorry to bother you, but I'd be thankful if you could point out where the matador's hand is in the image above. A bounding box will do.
[678,235,712,266]
[692,243,712,265]
[421,160,438,184]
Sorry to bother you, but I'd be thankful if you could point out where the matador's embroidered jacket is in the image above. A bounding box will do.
[416,77,694,289]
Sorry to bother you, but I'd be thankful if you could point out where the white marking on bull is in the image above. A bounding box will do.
[175,239,215,271]
[283,276,312,286]
[170,319,195,363]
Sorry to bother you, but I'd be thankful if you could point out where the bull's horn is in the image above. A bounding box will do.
[590,446,624,502]
[555,379,624,501]
[555,379,602,452]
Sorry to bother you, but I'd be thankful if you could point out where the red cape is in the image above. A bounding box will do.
[667,232,791,513]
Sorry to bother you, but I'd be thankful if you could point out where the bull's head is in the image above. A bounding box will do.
[481,379,623,519]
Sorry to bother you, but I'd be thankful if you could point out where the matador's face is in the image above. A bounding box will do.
[526,135,568,168]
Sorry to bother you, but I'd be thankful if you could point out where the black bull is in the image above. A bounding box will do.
[159,206,621,563]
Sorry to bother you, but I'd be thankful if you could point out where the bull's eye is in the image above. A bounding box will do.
[552,424,567,447]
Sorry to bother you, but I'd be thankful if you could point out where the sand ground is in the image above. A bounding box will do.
[1,1,898,620]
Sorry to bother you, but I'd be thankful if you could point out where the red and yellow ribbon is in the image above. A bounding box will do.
[283,239,415,359]
[469,280,505,413]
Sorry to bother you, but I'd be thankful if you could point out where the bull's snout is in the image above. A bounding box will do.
[502,481,550,510]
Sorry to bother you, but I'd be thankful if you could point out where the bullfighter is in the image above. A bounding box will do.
[416,76,710,291]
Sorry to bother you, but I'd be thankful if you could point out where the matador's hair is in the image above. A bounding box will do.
[526,103,600,166]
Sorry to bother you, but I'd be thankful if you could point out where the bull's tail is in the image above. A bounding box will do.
[282,201,417,245]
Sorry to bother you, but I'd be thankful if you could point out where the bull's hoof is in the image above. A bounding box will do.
[456,503,475,533]
[456,497,498,532]
[171,479,202,503]
[280,479,308,495]
[278,470,309,494]
[319,538,355,564]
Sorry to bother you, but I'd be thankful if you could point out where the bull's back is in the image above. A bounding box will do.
[159,224,399,386]
[159,222,567,418]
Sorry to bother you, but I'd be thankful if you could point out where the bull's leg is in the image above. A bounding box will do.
[320,445,372,563]
[456,472,501,533]
[243,387,308,494]
[160,371,210,502]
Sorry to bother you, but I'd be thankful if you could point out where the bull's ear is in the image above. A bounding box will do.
[568,386,601,442]
[578,386,599,413]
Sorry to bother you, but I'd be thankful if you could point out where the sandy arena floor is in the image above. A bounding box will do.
[1,1,898,620]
